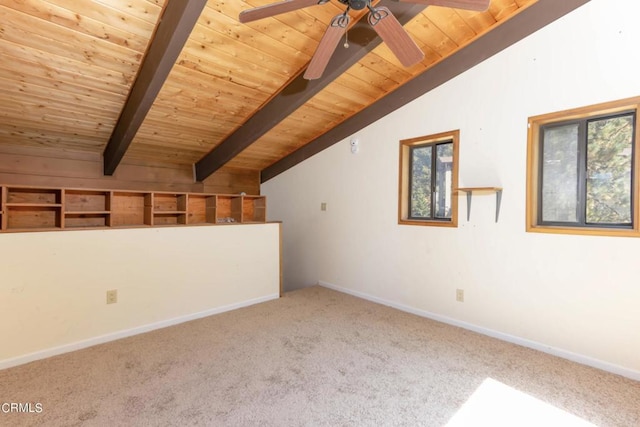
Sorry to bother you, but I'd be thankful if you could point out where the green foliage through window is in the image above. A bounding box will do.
[409,141,453,220]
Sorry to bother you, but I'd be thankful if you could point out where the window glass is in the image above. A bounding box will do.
[541,124,579,223]
[586,115,633,225]
[435,142,453,219]
[410,145,432,218]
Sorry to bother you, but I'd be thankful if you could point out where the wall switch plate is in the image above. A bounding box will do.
[321,202,327,211]
[456,289,464,302]
[106,289,118,304]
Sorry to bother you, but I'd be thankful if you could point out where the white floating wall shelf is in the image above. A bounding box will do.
[454,187,503,223]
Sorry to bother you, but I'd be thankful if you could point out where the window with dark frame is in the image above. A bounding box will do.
[399,130,459,227]
[527,96,640,237]
[539,113,635,228]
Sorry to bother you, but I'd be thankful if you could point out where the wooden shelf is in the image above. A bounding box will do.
[4,203,63,207]
[65,211,110,215]
[454,187,503,222]
[4,227,63,233]
[455,187,502,192]
[0,185,266,232]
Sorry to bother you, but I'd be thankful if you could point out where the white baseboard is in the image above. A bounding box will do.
[0,293,279,371]
[318,281,640,382]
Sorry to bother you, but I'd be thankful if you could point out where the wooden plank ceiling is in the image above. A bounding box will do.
[0,0,589,185]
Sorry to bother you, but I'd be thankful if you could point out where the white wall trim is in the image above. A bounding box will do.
[318,281,640,382]
[0,293,279,371]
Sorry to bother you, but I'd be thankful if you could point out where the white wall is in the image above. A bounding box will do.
[262,0,640,378]
[0,224,280,368]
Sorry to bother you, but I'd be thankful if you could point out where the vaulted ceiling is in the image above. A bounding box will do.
[0,0,589,185]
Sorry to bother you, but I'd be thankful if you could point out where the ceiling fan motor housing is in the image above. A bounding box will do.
[347,0,369,10]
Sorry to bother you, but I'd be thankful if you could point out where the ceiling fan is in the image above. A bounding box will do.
[239,0,490,80]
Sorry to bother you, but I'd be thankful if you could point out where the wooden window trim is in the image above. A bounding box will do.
[526,96,640,237]
[398,130,459,227]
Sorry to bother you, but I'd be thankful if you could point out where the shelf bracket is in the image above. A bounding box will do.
[455,187,503,223]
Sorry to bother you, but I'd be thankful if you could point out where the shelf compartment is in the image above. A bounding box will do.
[151,193,187,226]
[153,193,187,213]
[65,213,111,229]
[65,190,111,212]
[7,187,62,205]
[153,213,187,226]
[187,194,216,224]
[111,192,152,227]
[216,195,241,223]
[242,196,266,223]
[7,206,62,230]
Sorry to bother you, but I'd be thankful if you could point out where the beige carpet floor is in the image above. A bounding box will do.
[0,286,638,426]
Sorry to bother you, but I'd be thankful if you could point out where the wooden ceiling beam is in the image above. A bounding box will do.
[261,0,591,182]
[194,1,427,182]
[103,0,208,176]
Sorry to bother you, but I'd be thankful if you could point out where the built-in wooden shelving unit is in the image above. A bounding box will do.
[0,185,266,233]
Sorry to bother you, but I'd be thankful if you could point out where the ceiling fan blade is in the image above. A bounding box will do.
[392,0,490,12]
[368,7,424,68]
[239,0,323,23]
[304,14,350,80]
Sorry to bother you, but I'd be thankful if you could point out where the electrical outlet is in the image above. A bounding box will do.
[456,289,464,302]
[106,289,118,304]
[321,202,327,211]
